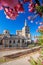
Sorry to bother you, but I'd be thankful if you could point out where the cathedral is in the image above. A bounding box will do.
[0,20,31,48]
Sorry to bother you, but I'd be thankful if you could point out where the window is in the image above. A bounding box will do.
[22,39,24,43]
[9,40,12,43]
[0,40,3,45]
[13,40,15,43]
[6,31,7,33]
[18,40,20,43]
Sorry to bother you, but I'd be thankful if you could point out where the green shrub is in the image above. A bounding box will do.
[29,56,43,65]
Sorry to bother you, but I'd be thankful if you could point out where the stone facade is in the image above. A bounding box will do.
[0,20,31,48]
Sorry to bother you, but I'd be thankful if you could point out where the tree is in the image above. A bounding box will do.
[37,26,43,45]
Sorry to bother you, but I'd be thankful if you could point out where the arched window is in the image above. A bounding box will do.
[18,39,20,43]
[9,40,12,43]
[6,31,7,33]
[0,40,3,45]
[22,39,24,43]
[13,40,15,43]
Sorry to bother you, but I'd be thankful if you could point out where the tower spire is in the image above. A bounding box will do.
[25,19,27,26]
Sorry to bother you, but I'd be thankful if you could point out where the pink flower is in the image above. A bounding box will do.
[42,61,43,64]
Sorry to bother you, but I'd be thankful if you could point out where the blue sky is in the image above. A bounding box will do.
[0,2,42,40]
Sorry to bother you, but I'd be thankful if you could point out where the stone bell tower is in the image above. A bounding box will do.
[22,19,31,42]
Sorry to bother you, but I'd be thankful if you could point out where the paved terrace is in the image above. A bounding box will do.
[0,46,41,57]
[0,52,40,65]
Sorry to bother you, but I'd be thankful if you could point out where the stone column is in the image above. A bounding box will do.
[20,39,22,47]
[8,40,9,48]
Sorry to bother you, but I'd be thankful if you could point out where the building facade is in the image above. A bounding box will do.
[0,20,31,48]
